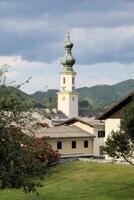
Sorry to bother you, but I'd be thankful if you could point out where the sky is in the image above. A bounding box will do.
[0,0,134,94]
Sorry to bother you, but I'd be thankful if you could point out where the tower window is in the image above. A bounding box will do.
[84,140,88,148]
[63,77,66,84]
[72,86,75,90]
[72,141,76,149]
[98,131,105,138]
[72,77,74,84]
[57,141,62,149]
[72,96,75,101]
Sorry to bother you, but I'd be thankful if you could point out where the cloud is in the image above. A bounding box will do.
[0,0,134,93]
[71,26,134,64]
[0,56,134,93]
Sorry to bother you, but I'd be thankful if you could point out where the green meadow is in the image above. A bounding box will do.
[1,161,134,200]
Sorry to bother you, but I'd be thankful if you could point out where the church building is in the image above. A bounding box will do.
[57,33,78,118]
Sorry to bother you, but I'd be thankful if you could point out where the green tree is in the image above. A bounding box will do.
[0,67,59,192]
[105,96,134,165]
[79,100,90,108]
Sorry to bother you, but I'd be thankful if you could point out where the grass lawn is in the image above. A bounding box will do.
[0,161,134,200]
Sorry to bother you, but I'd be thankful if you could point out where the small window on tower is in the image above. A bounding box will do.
[72,86,75,90]
[62,97,65,101]
[72,77,74,84]
[72,96,75,101]
[63,77,65,84]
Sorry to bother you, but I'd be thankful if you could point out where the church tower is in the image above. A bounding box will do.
[57,33,78,118]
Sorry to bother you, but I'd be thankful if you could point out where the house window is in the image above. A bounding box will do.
[57,141,62,150]
[99,146,104,155]
[84,140,88,148]
[98,131,105,138]
[63,77,65,84]
[72,77,74,84]
[72,141,76,149]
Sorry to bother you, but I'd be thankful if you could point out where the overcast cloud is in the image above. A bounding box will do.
[0,0,134,93]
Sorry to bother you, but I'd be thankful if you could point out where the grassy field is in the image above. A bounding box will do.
[0,161,134,200]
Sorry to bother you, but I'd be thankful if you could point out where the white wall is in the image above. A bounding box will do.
[105,119,121,140]
[47,138,93,156]
[57,91,78,118]
[93,127,105,156]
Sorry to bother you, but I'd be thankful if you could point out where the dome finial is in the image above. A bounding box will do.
[60,33,75,71]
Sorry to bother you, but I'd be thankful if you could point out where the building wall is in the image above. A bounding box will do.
[72,121,94,134]
[103,118,121,159]
[47,137,93,156]
[71,122,105,156]
[105,118,121,140]
[93,127,105,156]
[57,92,78,118]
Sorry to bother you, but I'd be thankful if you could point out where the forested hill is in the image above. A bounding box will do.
[30,79,134,109]
[0,79,134,111]
[77,79,134,107]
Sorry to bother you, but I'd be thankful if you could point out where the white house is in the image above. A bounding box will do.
[97,91,134,140]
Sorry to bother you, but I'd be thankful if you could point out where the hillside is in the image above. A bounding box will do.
[31,79,134,110]
[0,79,134,112]
[77,79,134,107]
[0,85,34,105]
[31,89,58,108]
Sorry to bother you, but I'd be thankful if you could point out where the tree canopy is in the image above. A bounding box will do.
[0,67,59,192]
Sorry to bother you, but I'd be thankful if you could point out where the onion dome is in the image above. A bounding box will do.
[61,32,75,71]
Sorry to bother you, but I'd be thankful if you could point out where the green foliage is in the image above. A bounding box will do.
[0,68,59,192]
[79,100,90,108]
[31,79,134,112]
[0,96,59,192]
[105,97,134,165]
[105,131,131,159]
[121,98,134,140]
[0,85,34,108]
[0,79,134,113]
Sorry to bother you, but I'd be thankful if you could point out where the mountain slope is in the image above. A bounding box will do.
[77,79,134,107]
[30,79,134,109]
[0,79,133,111]
[0,85,34,105]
